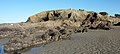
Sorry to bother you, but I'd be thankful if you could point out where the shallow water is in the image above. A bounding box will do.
[0,38,44,54]
[30,46,44,51]
[4,45,44,54]
[0,44,4,54]
[20,45,44,54]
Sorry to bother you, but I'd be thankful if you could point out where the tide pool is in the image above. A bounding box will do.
[0,44,4,54]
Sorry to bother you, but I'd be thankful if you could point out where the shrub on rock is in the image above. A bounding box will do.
[99,12,108,16]
[115,14,120,18]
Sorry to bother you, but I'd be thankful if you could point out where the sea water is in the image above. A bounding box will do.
[0,44,4,54]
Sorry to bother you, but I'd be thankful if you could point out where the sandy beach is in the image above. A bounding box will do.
[21,26,120,54]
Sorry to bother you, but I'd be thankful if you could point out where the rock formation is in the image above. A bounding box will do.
[4,27,73,52]
[26,9,88,23]
[2,9,120,52]
[26,9,113,30]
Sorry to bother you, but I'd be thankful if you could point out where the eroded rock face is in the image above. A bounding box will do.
[26,9,113,30]
[26,11,49,22]
[26,9,88,23]
[81,12,112,30]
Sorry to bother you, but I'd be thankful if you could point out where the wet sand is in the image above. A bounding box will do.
[0,26,119,54]
[21,26,120,54]
[0,38,10,45]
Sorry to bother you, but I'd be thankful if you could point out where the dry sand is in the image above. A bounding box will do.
[0,26,118,54]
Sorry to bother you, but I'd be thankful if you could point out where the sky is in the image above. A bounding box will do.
[0,0,120,23]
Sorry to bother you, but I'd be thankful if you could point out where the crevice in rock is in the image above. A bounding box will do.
[42,13,49,21]
[68,13,72,18]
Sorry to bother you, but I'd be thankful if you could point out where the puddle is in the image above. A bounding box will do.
[0,44,4,54]
[20,45,44,54]
[2,45,44,54]
[30,46,44,51]
[0,43,44,54]
[0,38,10,54]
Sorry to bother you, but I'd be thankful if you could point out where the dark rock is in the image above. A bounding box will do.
[115,14,120,18]
[99,12,108,16]
[13,51,21,54]
[41,29,62,41]
[114,22,120,26]
[75,26,88,33]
